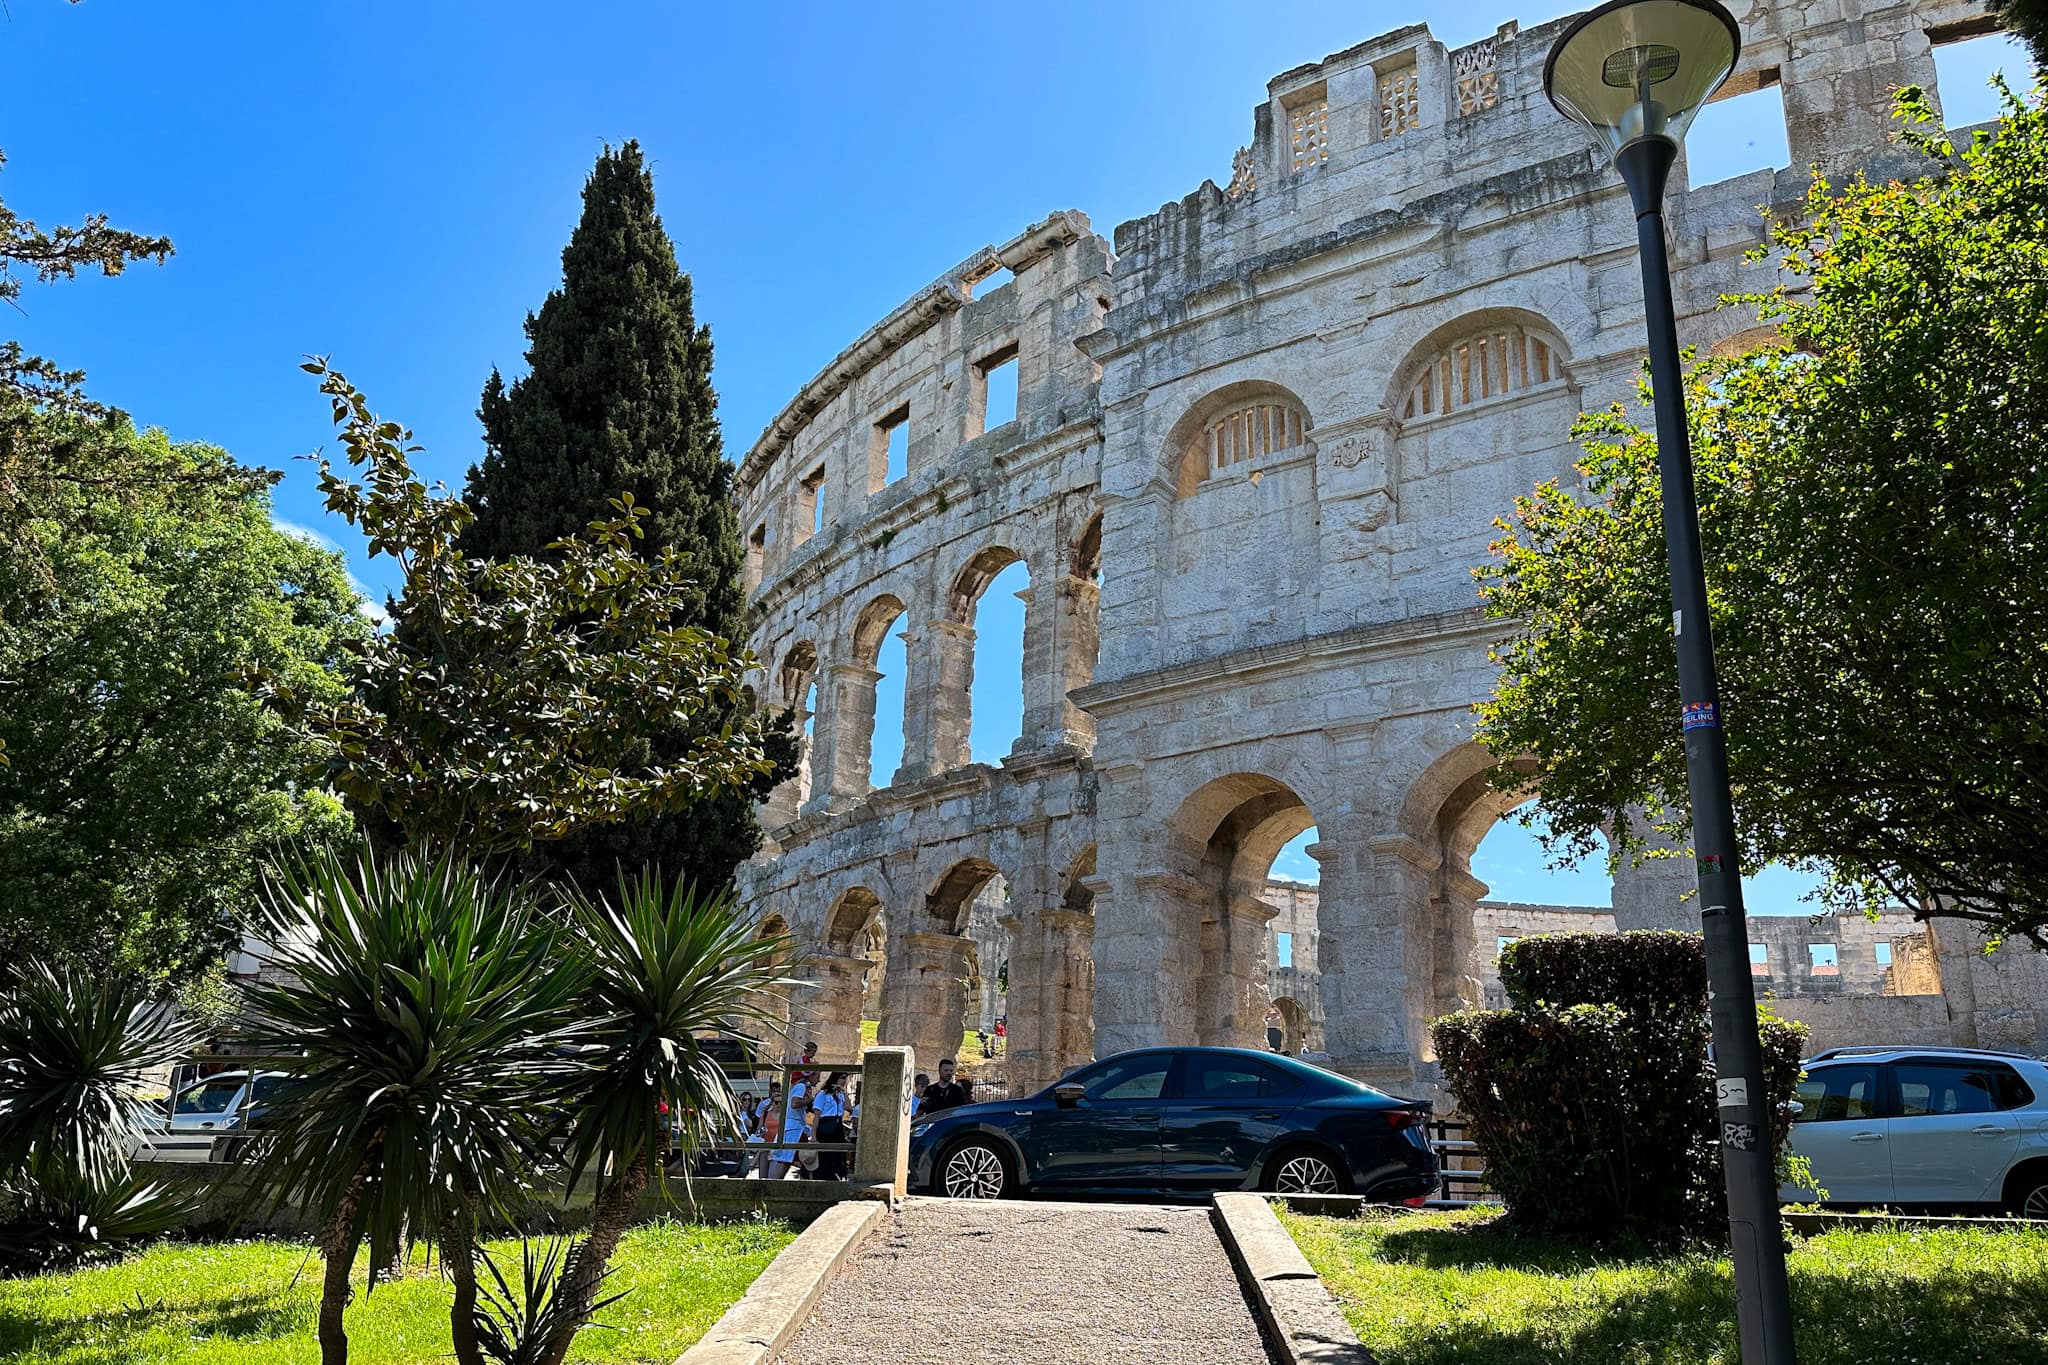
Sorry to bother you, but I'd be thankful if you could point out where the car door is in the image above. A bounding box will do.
[1022,1052,1171,1190]
[1885,1059,2023,1204]
[1783,1062,1891,1204]
[1158,1055,1303,1192]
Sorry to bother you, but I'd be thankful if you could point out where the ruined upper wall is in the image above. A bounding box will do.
[735,211,1112,601]
[1080,0,1996,684]
[1106,0,1996,327]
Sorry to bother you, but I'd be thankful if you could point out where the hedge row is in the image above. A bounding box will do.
[1434,930,1807,1241]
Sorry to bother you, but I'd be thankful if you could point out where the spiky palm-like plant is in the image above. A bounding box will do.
[470,1237,623,1365]
[536,873,788,1365]
[0,963,206,1272]
[242,842,590,1365]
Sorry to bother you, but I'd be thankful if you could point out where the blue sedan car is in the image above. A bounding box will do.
[908,1046,1439,1201]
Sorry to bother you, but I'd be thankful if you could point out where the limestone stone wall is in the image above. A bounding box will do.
[735,0,2008,1096]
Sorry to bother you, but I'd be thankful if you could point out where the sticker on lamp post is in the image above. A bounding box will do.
[1682,700,1720,732]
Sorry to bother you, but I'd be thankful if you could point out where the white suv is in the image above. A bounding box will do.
[1780,1046,2048,1217]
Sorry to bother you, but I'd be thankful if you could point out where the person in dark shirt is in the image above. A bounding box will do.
[921,1056,974,1114]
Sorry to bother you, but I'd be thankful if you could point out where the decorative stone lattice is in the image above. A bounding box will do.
[1289,101,1329,174]
[1454,41,1499,114]
[1399,326,1557,420]
[1226,145,1257,199]
[1380,65,1421,137]
[1187,399,1307,488]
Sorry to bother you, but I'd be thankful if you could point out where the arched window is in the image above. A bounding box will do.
[1398,324,1563,422]
[1179,396,1309,495]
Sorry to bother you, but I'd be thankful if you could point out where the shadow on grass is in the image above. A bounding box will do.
[0,1285,313,1364]
[1351,1226,2048,1365]
[1375,1218,1685,1272]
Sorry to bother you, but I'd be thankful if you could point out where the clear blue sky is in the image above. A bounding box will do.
[6,4,2024,904]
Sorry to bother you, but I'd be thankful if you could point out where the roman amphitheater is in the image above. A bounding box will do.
[733,0,2045,1096]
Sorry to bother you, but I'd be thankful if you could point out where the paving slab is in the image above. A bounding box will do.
[777,1197,1276,1365]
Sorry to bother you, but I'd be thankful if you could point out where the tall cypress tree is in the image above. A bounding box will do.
[464,141,793,893]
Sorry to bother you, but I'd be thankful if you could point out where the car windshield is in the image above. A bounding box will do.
[174,1077,245,1115]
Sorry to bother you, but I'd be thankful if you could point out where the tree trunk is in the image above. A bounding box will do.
[539,1151,649,1365]
[442,1196,485,1365]
[317,1154,374,1365]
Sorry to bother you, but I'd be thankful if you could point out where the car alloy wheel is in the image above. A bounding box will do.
[941,1142,1007,1199]
[2023,1180,2048,1222]
[1274,1152,1341,1195]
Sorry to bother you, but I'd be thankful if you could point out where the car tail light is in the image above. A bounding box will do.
[1401,1196,1428,1207]
[1381,1107,1423,1131]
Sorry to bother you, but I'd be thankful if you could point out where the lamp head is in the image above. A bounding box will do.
[1544,0,1742,163]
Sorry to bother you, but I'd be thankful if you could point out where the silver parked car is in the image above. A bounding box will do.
[1780,1046,2048,1217]
[132,1069,286,1164]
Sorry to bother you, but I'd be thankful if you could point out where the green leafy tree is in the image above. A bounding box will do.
[281,360,778,855]
[0,419,364,983]
[462,141,794,893]
[0,103,184,767]
[1476,87,2048,947]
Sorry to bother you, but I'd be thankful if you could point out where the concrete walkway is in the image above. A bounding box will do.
[777,1197,1276,1365]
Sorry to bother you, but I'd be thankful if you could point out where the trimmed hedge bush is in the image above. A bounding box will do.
[1433,930,1806,1241]
[1498,930,1706,1018]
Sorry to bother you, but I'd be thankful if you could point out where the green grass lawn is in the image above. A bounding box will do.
[0,1217,795,1365]
[1280,1206,2048,1365]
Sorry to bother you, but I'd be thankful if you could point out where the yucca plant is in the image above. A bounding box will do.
[470,1237,622,1365]
[0,963,206,1273]
[534,873,789,1365]
[241,841,591,1365]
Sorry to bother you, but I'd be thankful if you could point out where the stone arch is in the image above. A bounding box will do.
[784,886,886,1063]
[1156,771,1321,1048]
[851,593,908,667]
[1389,740,1544,1051]
[1069,512,1102,582]
[778,640,819,705]
[825,885,884,954]
[845,593,909,790]
[1164,379,1315,497]
[1271,995,1314,1055]
[947,544,1027,623]
[934,546,1032,769]
[1059,842,1098,914]
[1387,309,1571,424]
[877,855,1006,1064]
[1706,322,1787,359]
[777,641,820,810]
[750,912,795,1053]
[924,856,1003,933]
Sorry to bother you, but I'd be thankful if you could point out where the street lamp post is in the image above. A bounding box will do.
[1544,3,1797,1363]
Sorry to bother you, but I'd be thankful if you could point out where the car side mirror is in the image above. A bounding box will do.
[1785,1099,1806,1120]
[1053,1083,1085,1109]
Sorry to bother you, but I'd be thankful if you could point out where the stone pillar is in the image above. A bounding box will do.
[1431,868,1486,1035]
[1019,574,1099,754]
[877,929,972,1067]
[1200,895,1278,1048]
[1319,834,1435,1094]
[1000,906,1096,1095]
[805,662,881,812]
[851,1044,913,1195]
[1609,808,1697,931]
[1099,869,1204,1055]
[787,953,871,1064]
[914,619,976,777]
